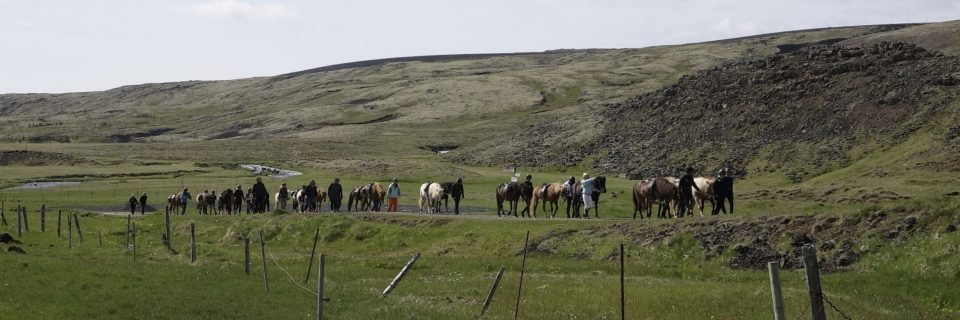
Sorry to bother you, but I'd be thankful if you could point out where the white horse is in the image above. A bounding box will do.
[419,183,431,213]
[692,177,716,217]
[418,182,445,214]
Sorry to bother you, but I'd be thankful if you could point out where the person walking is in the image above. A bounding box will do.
[387,178,401,212]
[139,192,148,215]
[581,173,599,218]
[278,182,289,211]
[233,185,244,214]
[520,175,534,217]
[451,177,464,214]
[180,188,191,215]
[252,177,269,213]
[328,178,343,212]
[305,180,319,212]
[128,193,138,215]
[678,167,701,217]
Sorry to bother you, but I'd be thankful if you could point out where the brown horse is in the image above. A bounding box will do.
[219,189,234,215]
[367,183,385,212]
[317,188,328,213]
[565,176,607,219]
[649,177,680,218]
[632,179,654,219]
[496,182,521,217]
[532,183,564,218]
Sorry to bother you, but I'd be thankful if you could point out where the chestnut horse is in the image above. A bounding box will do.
[367,183,385,212]
[496,182,521,217]
[632,179,653,219]
[532,183,564,218]
[648,177,679,218]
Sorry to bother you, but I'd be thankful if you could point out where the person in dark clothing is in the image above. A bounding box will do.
[712,167,735,215]
[328,178,343,212]
[277,183,289,211]
[677,167,701,217]
[128,194,138,215]
[139,192,148,215]
[233,185,245,214]
[451,177,464,215]
[305,180,319,212]
[520,175,534,217]
[252,177,269,213]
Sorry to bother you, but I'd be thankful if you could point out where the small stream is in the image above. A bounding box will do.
[239,164,303,179]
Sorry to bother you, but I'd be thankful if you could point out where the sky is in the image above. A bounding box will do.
[1,0,958,94]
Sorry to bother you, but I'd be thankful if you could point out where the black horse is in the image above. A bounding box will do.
[566,176,607,218]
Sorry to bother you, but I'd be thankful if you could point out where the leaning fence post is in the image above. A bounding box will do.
[802,245,826,320]
[259,229,270,293]
[305,227,320,284]
[0,199,7,226]
[73,214,84,242]
[515,230,530,320]
[317,254,325,320]
[244,236,251,275]
[768,261,786,320]
[381,252,421,298]
[41,204,45,233]
[480,266,506,316]
[190,222,197,263]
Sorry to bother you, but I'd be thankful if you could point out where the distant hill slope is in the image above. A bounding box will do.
[458,41,960,179]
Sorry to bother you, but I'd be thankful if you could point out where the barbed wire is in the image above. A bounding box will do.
[821,291,854,320]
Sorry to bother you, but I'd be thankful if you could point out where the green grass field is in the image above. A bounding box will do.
[1,145,959,319]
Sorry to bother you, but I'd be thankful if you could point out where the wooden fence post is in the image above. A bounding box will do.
[244,236,251,275]
[305,227,320,284]
[0,199,6,226]
[163,207,172,249]
[73,214,83,242]
[768,261,786,320]
[190,222,197,263]
[98,230,103,247]
[16,205,22,238]
[317,254,325,320]
[620,243,626,320]
[259,229,270,293]
[126,214,131,248]
[132,222,137,261]
[57,210,62,238]
[515,231,530,320]
[40,204,45,233]
[22,205,29,232]
[381,252,421,298]
[67,214,72,249]
[480,266,506,316]
[802,245,826,320]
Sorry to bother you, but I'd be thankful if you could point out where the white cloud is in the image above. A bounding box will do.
[179,0,297,21]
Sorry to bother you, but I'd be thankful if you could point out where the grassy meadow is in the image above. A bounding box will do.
[1,142,959,319]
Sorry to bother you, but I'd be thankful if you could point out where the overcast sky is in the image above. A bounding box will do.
[1,0,957,93]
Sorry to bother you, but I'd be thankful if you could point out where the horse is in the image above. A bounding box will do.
[532,183,564,218]
[496,182,521,217]
[440,182,455,213]
[275,190,289,212]
[219,189,234,215]
[196,192,208,215]
[317,188,328,212]
[632,179,653,219]
[692,177,716,217]
[356,185,371,211]
[347,186,362,212]
[167,193,183,215]
[712,176,735,215]
[648,177,680,218]
[586,176,607,219]
[418,182,442,214]
[367,183,385,212]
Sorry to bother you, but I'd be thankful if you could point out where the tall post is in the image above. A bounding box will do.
[317,254,325,320]
[16,205,22,238]
[0,199,6,226]
[381,252,421,298]
[40,204,45,233]
[768,261,786,320]
[21,205,28,232]
[57,210,62,238]
[244,237,251,275]
[67,214,73,249]
[305,227,320,284]
[98,230,103,247]
[73,214,83,242]
[620,243,626,320]
[259,229,270,293]
[126,214,132,248]
[802,245,826,320]
[163,206,172,248]
[515,231,530,320]
[132,222,137,261]
[190,223,197,263]
[480,266,506,316]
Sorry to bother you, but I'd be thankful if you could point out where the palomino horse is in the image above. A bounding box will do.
[496,182,521,217]
[317,188,328,212]
[648,177,680,218]
[693,177,716,217]
[367,183,385,212]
